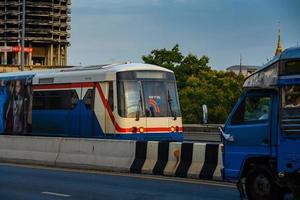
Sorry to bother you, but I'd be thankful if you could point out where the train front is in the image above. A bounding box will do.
[113,67,183,141]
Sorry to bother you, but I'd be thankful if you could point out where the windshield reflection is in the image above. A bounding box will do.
[118,80,181,118]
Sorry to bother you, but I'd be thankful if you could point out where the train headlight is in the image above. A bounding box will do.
[139,127,145,133]
[170,126,175,132]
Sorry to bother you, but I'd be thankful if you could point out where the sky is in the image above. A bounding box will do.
[69,0,300,70]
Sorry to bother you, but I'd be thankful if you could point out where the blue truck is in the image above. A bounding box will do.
[221,46,300,200]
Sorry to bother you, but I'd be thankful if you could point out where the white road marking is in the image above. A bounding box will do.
[41,191,71,197]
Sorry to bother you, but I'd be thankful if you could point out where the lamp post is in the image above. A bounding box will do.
[21,0,25,71]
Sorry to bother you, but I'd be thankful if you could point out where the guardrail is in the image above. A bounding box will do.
[183,124,223,142]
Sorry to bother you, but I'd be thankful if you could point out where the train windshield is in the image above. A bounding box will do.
[117,71,181,118]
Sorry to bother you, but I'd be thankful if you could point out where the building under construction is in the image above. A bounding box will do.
[0,0,71,68]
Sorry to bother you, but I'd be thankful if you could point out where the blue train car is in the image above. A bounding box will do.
[0,63,183,141]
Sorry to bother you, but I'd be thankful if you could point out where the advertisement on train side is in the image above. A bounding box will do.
[0,78,33,135]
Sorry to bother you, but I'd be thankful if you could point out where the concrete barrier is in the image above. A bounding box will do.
[0,135,136,173]
[130,141,223,180]
[0,135,223,181]
[213,144,223,181]
[55,138,136,172]
[0,135,60,165]
[187,143,206,178]
[141,141,158,174]
[163,142,182,176]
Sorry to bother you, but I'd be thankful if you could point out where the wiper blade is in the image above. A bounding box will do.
[136,83,143,121]
[136,94,142,121]
[168,90,177,120]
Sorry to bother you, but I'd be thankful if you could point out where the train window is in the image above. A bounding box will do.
[83,89,94,109]
[143,81,168,117]
[117,71,175,81]
[166,82,181,117]
[33,90,79,110]
[108,82,114,111]
[32,91,46,109]
[118,81,143,118]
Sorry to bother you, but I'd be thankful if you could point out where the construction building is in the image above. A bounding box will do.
[0,0,71,68]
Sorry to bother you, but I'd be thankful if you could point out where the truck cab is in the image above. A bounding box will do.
[222,47,300,200]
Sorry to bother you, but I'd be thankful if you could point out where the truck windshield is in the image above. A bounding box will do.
[281,85,300,134]
[117,71,181,118]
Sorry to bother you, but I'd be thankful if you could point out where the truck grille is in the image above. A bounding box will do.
[281,108,300,134]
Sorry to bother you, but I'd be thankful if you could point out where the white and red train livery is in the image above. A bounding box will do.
[0,63,183,141]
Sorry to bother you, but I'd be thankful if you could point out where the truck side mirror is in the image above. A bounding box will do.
[219,127,235,142]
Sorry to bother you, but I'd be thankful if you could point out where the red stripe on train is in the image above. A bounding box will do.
[33,82,94,90]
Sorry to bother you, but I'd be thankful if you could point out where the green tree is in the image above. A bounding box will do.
[142,44,183,71]
[142,45,245,124]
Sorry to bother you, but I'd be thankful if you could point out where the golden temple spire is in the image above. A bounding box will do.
[275,25,283,56]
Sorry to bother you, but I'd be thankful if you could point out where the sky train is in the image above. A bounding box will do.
[0,63,183,141]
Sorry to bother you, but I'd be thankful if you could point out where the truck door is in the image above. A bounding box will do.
[223,91,274,179]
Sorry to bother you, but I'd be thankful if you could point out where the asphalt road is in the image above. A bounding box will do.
[0,164,239,200]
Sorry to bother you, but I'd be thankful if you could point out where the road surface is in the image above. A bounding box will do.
[0,163,239,200]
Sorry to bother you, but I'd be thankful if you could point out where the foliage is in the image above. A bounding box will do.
[142,44,245,124]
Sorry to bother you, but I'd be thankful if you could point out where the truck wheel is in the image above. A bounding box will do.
[245,165,283,200]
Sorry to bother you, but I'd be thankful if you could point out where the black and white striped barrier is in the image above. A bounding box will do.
[0,136,223,181]
[130,141,223,180]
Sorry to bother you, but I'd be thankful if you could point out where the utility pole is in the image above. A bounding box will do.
[21,0,25,71]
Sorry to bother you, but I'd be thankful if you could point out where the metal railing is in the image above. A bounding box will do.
[183,124,223,142]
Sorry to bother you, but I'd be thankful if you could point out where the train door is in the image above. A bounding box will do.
[94,82,115,134]
[106,81,115,134]
[68,87,81,136]
[81,83,96,137]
